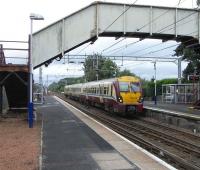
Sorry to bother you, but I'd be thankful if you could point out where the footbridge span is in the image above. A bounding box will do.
[32,1,200,68]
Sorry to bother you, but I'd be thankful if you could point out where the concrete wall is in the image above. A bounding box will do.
[144,109,200,133]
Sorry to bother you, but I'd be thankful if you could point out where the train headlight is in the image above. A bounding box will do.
[138,97,143,103]
[118,96,123,103]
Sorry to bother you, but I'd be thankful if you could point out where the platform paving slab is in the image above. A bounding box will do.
[56,96,173,170]
[37,96,139,170]
[144,101,200,115]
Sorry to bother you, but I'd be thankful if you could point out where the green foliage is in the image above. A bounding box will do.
[117,69,136,77]
[48,82,61,92]
[49,54,143,92]
[174,42,200,80]
[48,77,85,92]
[142,78,177,97]
[83,53,119,81]
[197,0,200,6]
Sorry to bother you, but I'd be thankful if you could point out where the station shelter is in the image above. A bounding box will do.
[162,83,200,104]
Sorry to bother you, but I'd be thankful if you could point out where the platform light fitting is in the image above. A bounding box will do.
[30,13,44,20]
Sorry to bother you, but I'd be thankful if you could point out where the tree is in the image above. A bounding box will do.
[142,78,177,98]
[48,77,85,92]
[83,53,119,81]
[174,1,200,79]
[101,58,120,79]
[197,0,200,6]
[174,41,200,80]
[118,69,136,77]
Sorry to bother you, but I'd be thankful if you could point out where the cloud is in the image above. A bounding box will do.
[1,0,193,83]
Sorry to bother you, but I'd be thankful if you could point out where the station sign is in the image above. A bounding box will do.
[188,75,200,81]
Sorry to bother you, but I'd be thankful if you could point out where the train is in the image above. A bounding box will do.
[64,76,143,116]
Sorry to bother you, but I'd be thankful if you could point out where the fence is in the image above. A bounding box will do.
[33,83,44,104]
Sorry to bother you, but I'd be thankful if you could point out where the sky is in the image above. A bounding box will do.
[0,0,197,84]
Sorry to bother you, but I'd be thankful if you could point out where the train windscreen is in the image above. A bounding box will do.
[119,82,129,92]
[130,82,140,92]
[119,82,140,92]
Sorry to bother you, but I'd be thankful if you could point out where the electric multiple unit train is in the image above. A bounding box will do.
[64,76,143,116]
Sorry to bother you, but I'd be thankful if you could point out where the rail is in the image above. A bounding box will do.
[56,93,200,170]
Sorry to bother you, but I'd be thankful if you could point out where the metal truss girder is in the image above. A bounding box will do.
[32,2,200,68]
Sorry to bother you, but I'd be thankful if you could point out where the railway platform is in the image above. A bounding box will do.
[144,101,200,117]
[36,96,175,170]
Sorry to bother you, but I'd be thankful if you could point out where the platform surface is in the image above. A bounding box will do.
[37,96,139,170]
[144,101,200,116]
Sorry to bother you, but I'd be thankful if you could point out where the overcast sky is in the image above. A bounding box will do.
[0,0,196,84]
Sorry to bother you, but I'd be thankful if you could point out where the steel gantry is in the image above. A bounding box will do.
[60,54,182,84]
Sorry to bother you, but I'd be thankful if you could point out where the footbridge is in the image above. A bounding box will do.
[32,1,200,68]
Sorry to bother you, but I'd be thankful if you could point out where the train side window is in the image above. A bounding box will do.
[100,86,103,94]
[104,87,109,95]
[94,87,96,94]
[98,86,101,94]
[104,87,106,95]
[96,87,99,94]
[109,84,112,96]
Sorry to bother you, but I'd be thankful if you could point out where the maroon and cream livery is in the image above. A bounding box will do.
[64,76,143,116]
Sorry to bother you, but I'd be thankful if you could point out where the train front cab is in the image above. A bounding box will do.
[114,77,143,115]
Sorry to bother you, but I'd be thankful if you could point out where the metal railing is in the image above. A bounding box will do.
[0,40,28,65]
[0,44,6,64]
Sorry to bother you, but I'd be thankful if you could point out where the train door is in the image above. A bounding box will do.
[112,83,117,100]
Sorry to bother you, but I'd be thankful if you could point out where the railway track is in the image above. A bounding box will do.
[56,94,200,170]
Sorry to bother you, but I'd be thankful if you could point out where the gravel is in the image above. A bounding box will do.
[0,118,41,170]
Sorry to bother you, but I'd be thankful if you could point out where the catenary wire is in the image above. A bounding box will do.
[74,43,91,55]
[100,0,189,54]
[74,0,192,56]
[102,0,139,33]
[130,33,198,57]
[71,0,196,58]
[67,32,197,62]
[108,19,198,56]
[68,0,139,55]
[124,29,198,56]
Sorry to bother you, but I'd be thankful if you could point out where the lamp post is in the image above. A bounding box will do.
[39,67,43,104]
[29,13,44,128]
[153,61,157,105]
